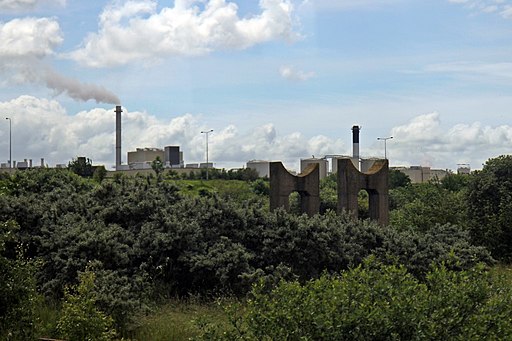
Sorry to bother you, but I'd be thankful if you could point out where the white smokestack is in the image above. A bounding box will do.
[115,106,122,170]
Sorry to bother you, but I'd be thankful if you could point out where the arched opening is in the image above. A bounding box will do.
[358,189,370,220]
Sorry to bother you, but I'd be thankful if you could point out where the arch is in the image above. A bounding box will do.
[336,158,389,225]
[269,162,320,216]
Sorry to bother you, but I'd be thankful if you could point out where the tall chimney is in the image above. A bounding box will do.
[352,125,360,159]
[41,158,44,167]
[115,106,122,170]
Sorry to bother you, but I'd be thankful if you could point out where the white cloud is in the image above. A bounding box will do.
[280,65,315,81]
[448,0,512,19]
[0,0,65,11]
[0,17,62,58]
[0,96,345,170]
[388,112,512,169]
[0,17,119,103]
[68,0,300,68]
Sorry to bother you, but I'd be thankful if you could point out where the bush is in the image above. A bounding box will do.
[467,155,512,260]
[57,269,116,341]
[201,258,512,340]
[0,220,39,341]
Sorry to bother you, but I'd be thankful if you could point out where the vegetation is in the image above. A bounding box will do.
[198,258,512,340]
[0,154,511,339]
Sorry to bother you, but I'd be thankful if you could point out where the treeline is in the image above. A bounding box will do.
[1,155,512,339]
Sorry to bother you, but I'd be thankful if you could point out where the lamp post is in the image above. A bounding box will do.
[5,117,11,169]
[377,136,393,160]
[201,129,213,180]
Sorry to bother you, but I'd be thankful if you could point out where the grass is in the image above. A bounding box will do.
[128,299,230,341]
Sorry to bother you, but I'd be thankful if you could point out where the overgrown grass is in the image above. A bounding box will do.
[128,299,229,341]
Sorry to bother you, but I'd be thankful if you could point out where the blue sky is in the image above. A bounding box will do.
[1,0,511,170]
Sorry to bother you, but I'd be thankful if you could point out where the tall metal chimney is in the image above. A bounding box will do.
[352,125,360,159]
[115,106,122,170]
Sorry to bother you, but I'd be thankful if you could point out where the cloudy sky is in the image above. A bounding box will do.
[1,0,511,171]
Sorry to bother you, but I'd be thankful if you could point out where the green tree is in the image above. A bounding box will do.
[68,157,94,177]
[389,169,411,189]
[0,220,38,341]
[93,166,107,183]
[151,156,164,181]
[467,155,512,260]
[57,269,116,341]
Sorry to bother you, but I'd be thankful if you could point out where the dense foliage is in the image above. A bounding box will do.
[200,258,512,340]
[1,155,511,338]
[467,155,512,260]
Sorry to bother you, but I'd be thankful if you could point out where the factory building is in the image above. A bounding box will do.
[300,158,328,179]
[392,166,449,184]
[127,146,184,170]
[247,160,271,178]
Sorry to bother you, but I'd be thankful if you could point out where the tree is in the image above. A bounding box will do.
[68,157,94,177]
[389,169,411,189]
[467,155,512,260]
[93,166,107,183]
[151,156,164,181]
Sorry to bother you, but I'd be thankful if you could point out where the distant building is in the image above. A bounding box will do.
[300,158,328,179]
[392,166,449,184]
[127,146,185,170]
[247,160,270,178]
[164,146,183,168]
[457,165,471,175]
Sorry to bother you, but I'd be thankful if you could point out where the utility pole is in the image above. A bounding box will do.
[201,129,213,180]
[377,136,393,160]
[5,117,11,168]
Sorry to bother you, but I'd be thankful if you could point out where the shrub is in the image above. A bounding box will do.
[0,220,39,341]
[200,258,512,340]
[57,269,116,341]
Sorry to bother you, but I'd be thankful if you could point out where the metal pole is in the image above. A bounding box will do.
[201,129,213,180]
[5,117,11,168]
[377,136,393,159]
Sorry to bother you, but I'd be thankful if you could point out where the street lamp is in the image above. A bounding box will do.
[5,117,11,169]
[201,129,213,180]
[377,136,393,160]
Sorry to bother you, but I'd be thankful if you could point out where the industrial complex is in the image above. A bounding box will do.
[2,107,470,182]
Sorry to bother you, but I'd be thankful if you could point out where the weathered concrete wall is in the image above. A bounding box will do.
[270,162,320,216]
[336,158,389,225]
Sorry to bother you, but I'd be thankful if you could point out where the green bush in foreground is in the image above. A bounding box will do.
[57,270,116,341]
[199,258,512,340]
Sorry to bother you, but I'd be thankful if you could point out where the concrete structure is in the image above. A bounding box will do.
[164,146,182,167]
[392,166,449,184]
[270,162,320,216]
[200,162,213,168]
[128,148,164,166]
[361,158,381,173]
[115,106,122,171]
[337,158,389,225]
[300,158,328,179]
[247,160,270,178]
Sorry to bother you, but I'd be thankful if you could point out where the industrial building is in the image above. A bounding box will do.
[300,158,328,179]
[392,166,449,183]
[127,146,184,170]
[247,160,271,178]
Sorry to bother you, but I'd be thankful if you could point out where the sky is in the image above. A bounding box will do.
[0,0,511,171]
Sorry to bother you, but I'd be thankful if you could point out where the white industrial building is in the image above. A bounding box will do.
[247,160,271,178]
[300,157,328,179]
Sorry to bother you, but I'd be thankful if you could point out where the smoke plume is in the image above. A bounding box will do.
[44,68,120,104]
